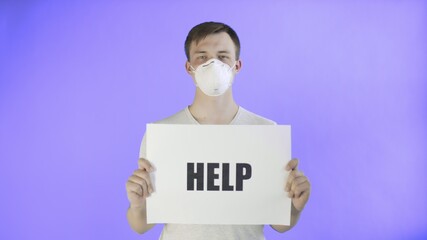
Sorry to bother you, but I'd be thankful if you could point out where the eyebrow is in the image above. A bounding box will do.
[194,50,231,54]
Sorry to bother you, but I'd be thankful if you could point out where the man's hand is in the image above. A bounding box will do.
[285,158,310,211]
[126,158,155,208]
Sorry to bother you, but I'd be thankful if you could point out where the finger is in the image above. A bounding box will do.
[292,175,310,198]
[287,181,307,198]
[128,175,146,188]
[290,176,307,191]
[128,175,149,197]
[133,169,154,193]
[140,179,149,198]
[294,181,311,199]
[291,176,309,196]
[127,190,142,200]
[298,186,311,200]
[285,158,299,171]
[138,158,154,172]
[285,172,294,192]
[126,181,143,196]
[285,170,303,192]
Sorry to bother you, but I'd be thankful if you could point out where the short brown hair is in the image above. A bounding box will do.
[184,22,241,61]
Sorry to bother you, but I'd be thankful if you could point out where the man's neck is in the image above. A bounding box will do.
[188,89,239,124]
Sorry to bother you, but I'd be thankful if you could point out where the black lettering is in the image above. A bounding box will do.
[222,163,234,191]
[207,163,220,191]
[236,163,252,191]
[187,163,204,191]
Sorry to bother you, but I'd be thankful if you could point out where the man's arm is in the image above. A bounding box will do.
[271,158,311,233]
[126,201,155,234]
[126,158,156,234]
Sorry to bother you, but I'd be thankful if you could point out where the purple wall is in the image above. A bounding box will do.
[1,1,426,239]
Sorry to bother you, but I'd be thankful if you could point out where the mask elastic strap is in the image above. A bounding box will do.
[230,61,237,71]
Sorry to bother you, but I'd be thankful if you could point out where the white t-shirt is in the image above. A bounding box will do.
[139,106,276,240]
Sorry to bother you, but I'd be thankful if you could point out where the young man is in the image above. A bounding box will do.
[125,21,311,239]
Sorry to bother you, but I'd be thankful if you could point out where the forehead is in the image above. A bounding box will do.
[190,32,235,54]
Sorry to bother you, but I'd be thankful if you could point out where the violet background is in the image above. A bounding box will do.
[1,0,426,239]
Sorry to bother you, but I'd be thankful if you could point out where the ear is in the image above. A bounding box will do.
[234,59,242,73]
[185,61,193,75]
[185,61,197,85]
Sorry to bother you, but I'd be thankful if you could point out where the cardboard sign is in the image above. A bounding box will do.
[146,124,292,225]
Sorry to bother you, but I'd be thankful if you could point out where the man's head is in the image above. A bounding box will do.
[184,22,241,61]
[184,22,243,97]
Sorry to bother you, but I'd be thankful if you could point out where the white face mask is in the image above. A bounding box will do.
[190,58,236,96]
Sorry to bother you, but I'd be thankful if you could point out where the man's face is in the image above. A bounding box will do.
[186,32,242,75]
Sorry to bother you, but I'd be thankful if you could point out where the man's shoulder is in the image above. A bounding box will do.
[235,107,277,125]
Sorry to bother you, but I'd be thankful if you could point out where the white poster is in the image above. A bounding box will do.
[146,124,292,225]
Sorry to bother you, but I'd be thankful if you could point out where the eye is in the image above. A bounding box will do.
[218,55,229,59]
[198,55,207,60]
